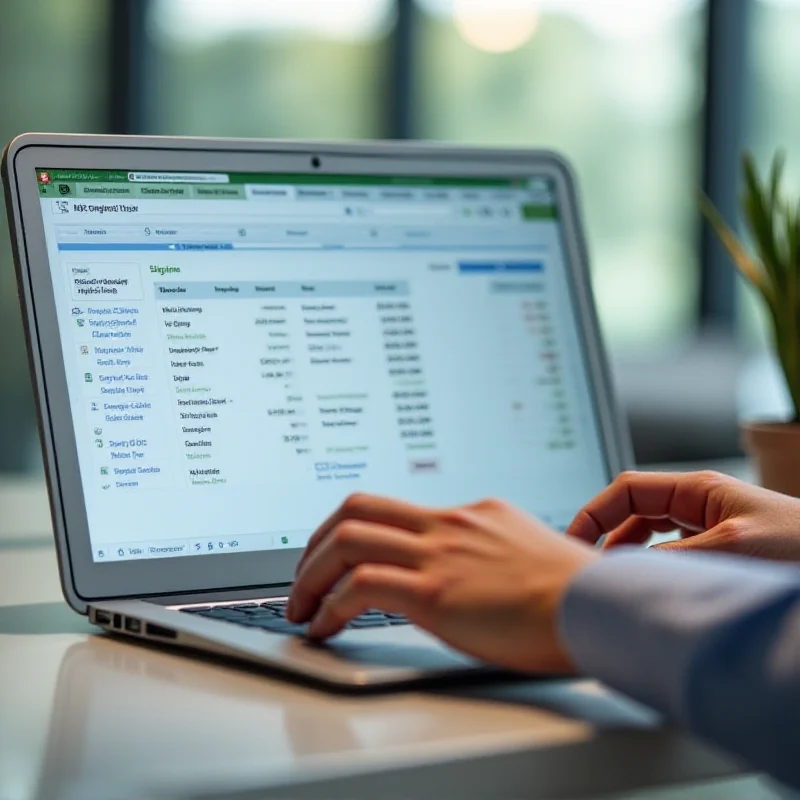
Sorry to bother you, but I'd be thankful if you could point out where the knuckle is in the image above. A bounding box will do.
[617,470,639,486]
[473,496,507,513]
[695,470,728,490]
[351,564,379,590]
[341,492,369,515]
[417,573,447,607]
[431,533,467,558]
[437,507,478,528]
[331,520,362,548]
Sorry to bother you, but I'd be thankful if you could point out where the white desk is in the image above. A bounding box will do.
[0,466,784,800]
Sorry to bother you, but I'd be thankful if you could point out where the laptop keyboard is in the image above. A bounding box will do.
[181,599,410,636]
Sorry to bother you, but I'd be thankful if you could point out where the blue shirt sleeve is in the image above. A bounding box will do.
[559,549,800,789]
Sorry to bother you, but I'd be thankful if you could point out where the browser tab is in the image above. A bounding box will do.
[76,183,136,198]
[192,185,245,200]
[296,187,336,200]
[378,188,417,201]
[136,185,191,199]
[340,187,372,200]
[421,189,451,202]
[245,184,296,201]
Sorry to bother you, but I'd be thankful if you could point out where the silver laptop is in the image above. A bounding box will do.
[2,134,631,690]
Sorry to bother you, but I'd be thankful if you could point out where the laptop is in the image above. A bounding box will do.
[2,134,631,690]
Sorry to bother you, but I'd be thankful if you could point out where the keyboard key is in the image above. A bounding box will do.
[254,619,308,635]
[198,608,246,620]
[180,606,212,614]
[191,602,411,638]
[349,618,390,628]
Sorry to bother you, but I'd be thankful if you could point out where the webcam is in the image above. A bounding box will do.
[311,156,322,169]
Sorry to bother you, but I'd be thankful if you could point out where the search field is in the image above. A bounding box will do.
[127,172,229,183]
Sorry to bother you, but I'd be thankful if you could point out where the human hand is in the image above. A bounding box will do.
[567,470,800,561]
[287,494,599,673]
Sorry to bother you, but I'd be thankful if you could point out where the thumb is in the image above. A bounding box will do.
[649,521,742,555]
[650,537,700,553]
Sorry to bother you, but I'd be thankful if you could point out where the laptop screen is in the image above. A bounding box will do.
[33,167,610,564]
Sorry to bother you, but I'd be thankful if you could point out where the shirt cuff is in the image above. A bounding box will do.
[558,548,800,722]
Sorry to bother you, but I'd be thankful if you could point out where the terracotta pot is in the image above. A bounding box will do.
[741,422,800,498]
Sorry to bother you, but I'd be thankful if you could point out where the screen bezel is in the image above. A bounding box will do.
[3,135,632,611]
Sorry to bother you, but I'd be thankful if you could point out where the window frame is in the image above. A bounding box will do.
[116,0,749,336]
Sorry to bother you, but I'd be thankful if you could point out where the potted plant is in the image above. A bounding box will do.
[699,151,800,497]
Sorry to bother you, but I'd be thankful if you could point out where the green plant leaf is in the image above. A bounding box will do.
[741,153,785,294]
[785,200,800,420]
[770,149,786,209]
[699,150,800,421]
[697,189,771,299]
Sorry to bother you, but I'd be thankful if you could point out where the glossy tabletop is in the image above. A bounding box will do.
[0,471,780,800]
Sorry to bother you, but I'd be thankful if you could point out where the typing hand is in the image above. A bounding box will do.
[287,494,598,673]
[567,470,800,561]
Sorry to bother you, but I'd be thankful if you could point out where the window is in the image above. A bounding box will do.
[749,0,800,189]
[2,0,792,477]
[414,0,707,352]
[0,0,109,473]
[146,0,394,138]
[737,0,800,421]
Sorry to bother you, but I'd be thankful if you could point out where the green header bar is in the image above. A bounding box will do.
[522,203,558,220]
[37,168,521,188]
[37,181,248,199]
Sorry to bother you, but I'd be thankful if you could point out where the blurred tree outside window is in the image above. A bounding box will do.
[0,0,728,475]
[147,0,394,138]
[414,0,706,354]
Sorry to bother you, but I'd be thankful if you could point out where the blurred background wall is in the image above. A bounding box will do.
[1,0,798,476]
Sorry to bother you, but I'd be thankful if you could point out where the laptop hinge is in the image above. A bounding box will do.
[144,584,290,606]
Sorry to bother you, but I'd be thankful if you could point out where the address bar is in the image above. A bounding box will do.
[364,204,457,217]
[127,172,229,183]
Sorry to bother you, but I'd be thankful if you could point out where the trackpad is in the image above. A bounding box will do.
[319,628,480,670]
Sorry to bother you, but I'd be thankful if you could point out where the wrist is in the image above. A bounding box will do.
[550,546,601,672]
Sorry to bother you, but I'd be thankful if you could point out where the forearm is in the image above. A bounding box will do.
[559,549,800,789]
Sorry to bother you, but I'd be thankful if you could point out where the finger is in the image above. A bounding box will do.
[288,521,427,623]
[566,471,730,545]
[295,494,432,577]
[601,516,678,550]
[307,565,429,639]
[651,520,743,554]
